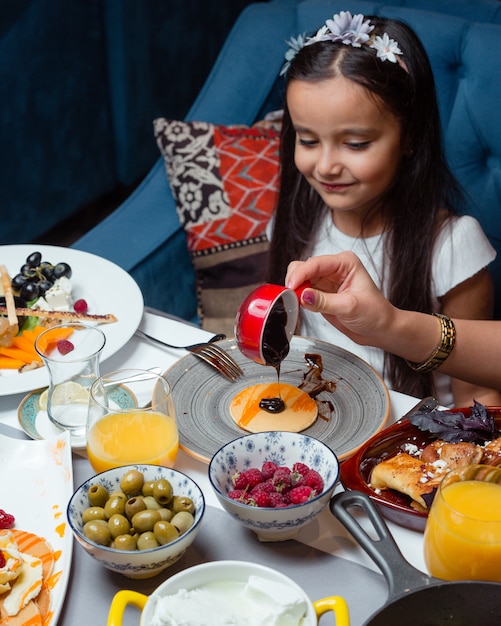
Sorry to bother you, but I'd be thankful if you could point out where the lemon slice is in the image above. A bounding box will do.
[39,382,89,411]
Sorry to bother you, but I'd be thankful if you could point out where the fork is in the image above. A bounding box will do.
[135,330,243,381]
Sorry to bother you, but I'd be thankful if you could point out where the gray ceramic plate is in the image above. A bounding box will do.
[164,336,390,463]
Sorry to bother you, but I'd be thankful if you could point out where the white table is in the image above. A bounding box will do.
[0,309,427,623]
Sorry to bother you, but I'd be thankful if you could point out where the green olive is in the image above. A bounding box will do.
[87,484,109,507]
[112,534,137,551]
[82,506,106,524]
[120,469,144,495]
[158,508,174,522]
[83,520,112,546]
[171,511,195,534]
[153,520,179,545]
[108,514,131,539]
[142,480,156,497]
[131,509,161,533]
[109,491,127,502]
[153,479,173,505]
[142,496,162,510]
[136,531,159,551]
[104,495,126,519]
[170,495,195,514]
[125,496,146,520]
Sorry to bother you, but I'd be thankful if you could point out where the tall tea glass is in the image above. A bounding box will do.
[86,369,178,472]
[424,464,501,581]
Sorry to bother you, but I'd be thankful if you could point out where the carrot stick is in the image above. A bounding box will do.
[0,355,26,369]
[0,345,42,364]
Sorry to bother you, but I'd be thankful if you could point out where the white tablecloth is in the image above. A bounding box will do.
[0,309,427,624]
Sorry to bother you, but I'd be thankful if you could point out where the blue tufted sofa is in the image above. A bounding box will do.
[74,0,501,322]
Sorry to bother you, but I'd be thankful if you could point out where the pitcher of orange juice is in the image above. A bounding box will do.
[86,368,178,472]
[424,464,501,582]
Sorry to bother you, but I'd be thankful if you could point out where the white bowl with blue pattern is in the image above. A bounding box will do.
[67,464,205,578]
[208,431,339,541]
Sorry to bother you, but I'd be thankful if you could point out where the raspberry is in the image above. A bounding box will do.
[261,461,278,480]
[268,491,285,508]
[289,486,314,504]
[272,467,292,492]
[228,489,249,503]
[250,480,275,495]
[303,469,324,493]
[57,339,74,355]
[231,471,249,490]
[244,468,263,488]
[293,462,310,476]
[250,491,271,507]
[0,551,5,568]
[0,509,15,529]
[73,299,88,314]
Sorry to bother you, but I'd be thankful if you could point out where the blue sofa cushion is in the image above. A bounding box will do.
[154,118,281,336]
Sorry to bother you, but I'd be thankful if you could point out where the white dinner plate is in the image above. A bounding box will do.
[0,431,73,624]
[0,244,144,396]
[165,335,391,463]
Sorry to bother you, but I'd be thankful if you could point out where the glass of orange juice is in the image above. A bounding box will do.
[424,464,501,582]
[86,369,178,472]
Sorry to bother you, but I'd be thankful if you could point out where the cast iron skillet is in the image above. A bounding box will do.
[330,491,501,625]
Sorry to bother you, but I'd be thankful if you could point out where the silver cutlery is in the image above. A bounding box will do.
[135,330,243,382]
[399,395,438,422]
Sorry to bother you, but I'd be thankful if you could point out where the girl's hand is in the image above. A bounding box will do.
[285,251,397,347]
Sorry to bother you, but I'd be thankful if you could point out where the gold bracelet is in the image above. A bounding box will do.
[406,313,456,374]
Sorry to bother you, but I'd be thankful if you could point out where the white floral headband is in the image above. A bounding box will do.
[281,11,404,75]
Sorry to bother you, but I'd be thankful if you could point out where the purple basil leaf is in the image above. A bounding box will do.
[408,401,497,444]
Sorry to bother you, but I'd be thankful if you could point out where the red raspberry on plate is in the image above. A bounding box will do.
[0,509,15,529]
[57,339,74,355]
[303,469,324,493]
[289,485,315,504]
[73,298,88,314]
[244,468,263,488]
[261,461,278,480]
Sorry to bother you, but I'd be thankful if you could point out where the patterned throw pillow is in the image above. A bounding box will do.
[154,118,281,337]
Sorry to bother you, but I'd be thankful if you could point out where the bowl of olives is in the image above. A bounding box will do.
[67,465,205,579]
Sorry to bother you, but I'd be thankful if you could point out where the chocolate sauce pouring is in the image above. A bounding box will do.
[259,296,289,413]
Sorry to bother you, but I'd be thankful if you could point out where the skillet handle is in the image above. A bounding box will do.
[330,491,434,599]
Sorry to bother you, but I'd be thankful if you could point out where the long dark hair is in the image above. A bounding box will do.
[266,17,465,398]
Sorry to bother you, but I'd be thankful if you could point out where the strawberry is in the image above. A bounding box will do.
[261,461,278,480]
[57,339,74,355]
[303,469,324,493]
[289,485,314,504]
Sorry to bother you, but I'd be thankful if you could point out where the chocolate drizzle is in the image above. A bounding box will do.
[298,353,337,421]
[259,297,290,413]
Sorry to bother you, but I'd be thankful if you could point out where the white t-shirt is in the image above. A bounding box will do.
[277,213,496,407]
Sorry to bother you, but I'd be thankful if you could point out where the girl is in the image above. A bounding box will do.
[266,12,500,407]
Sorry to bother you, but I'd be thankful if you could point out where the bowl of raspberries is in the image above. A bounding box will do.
[208,431,339,541]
